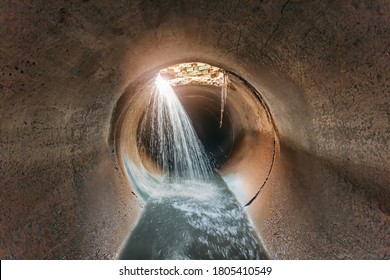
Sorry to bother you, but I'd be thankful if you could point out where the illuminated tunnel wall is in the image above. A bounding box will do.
[0,0,389,259]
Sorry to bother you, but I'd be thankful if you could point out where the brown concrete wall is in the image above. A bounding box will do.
[1,0,388,259]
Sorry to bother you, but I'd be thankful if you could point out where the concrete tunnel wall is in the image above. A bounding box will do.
[0,0,389,259]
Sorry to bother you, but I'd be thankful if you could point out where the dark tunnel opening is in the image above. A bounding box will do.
[176,85,235,168]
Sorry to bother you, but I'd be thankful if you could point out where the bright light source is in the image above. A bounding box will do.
[155,74,175,98]
[155,73,168,88]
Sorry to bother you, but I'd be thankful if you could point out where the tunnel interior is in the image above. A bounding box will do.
[114,63,277,259]
[114,63,276,212]
[1,0,389,260]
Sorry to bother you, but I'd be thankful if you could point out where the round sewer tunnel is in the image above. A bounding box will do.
[113,62,276,259]
[1,0,389,260]
[113,64,276,202]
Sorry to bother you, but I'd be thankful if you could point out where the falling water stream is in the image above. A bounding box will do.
[219,71,228,128]
[118,75,266,260]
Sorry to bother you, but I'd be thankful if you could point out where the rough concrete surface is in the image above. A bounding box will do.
[0,0,389,259]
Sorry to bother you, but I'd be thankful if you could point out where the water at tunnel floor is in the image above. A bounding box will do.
[118,172,267,260]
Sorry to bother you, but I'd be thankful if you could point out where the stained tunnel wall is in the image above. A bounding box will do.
[0,0,389,259]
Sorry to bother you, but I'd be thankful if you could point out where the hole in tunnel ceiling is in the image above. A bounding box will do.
[159,62,225,87]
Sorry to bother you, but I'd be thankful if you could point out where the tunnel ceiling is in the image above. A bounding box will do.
[1,0,389,259]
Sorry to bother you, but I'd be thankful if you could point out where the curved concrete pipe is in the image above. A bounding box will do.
[0,0,389,259]
[113,71,275,204]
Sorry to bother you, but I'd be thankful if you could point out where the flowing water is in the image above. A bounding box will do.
[137,74,213,182]
[219,71,228,128]
[118,75,266,260]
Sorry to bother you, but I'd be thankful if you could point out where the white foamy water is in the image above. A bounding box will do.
[137,74,213,181]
